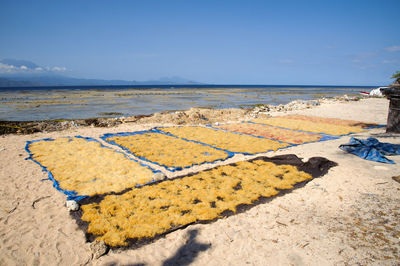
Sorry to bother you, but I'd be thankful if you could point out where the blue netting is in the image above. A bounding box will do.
[25,136,161,201]
[366,125,386,129]
[25,137,88,201]
[339,137,400,164]
[156,125,294,156]
[101,129,235,172]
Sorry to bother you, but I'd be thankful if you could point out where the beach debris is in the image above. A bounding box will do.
[31,195,51,209]
[302,242,310,248]
[66,200,79,211]
[392,175,400,184]
[4,202,19,214]
[278,205,289,212]
[276,221,288,226]
[90,240,109,259]
[152,172,166,182]
[369,88,384,97]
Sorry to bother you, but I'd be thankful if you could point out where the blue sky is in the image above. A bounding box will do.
[0,0,399,85]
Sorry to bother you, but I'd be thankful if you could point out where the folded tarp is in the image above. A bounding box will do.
[339,137,400,164]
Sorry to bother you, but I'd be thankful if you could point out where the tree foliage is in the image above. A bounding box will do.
[392,71,400,79]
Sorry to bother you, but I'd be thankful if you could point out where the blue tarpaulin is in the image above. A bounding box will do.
[339,137,400,164]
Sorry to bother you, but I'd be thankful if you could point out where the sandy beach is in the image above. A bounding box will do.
[1,97,399,265]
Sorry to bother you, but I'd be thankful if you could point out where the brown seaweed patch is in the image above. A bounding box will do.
[97,112,124,116]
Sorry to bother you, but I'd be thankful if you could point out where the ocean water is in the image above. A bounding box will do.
[0,85,374,121]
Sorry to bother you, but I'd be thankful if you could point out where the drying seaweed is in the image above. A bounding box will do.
[104,132,230,169]
[215,122,322,144]
[159,126,289,154]
[27,137,156,197]
[71,154,337,249]
[252,116,367,135]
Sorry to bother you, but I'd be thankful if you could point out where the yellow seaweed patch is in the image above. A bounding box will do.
[80,159,312,246]
[159,126,289,154]
[216,123,322,144]
[281,115,377,128]
[251,117,366,135]
[28,137,155,196]
[106,132,229,168]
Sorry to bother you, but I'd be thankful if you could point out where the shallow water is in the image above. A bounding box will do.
[0,85,371,121]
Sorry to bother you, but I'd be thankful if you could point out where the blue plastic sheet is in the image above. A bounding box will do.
[339,137,400,164]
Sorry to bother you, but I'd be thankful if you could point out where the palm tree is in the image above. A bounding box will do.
[391,71,400,86]
[391,71,400,79]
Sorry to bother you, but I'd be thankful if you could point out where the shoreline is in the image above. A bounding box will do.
[0,95,362,135]
[0,86,364,122]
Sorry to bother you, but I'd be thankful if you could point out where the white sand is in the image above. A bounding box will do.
[0,98,399,265]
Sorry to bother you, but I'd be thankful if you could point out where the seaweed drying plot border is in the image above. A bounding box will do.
[249,118,385,137]
[156,125,293,156]
[249,121,363,138]
[25,135,161,201]
[271,115,385,130]
[211,121,338,146]
[71,154,337,249]
[101,129,235,172]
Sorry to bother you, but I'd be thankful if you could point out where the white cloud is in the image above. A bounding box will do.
[0,60,67,74]
[0,62,16,73]
[0,62,14,69]
[52,66,66,72]
[385,46,400,52]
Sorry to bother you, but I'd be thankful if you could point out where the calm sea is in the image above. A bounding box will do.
[0,85,375,121]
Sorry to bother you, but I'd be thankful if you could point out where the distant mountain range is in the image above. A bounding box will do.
[0,58,202,87]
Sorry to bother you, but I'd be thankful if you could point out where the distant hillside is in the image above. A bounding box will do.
[0,58,203,87]
[0,77,43,87]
